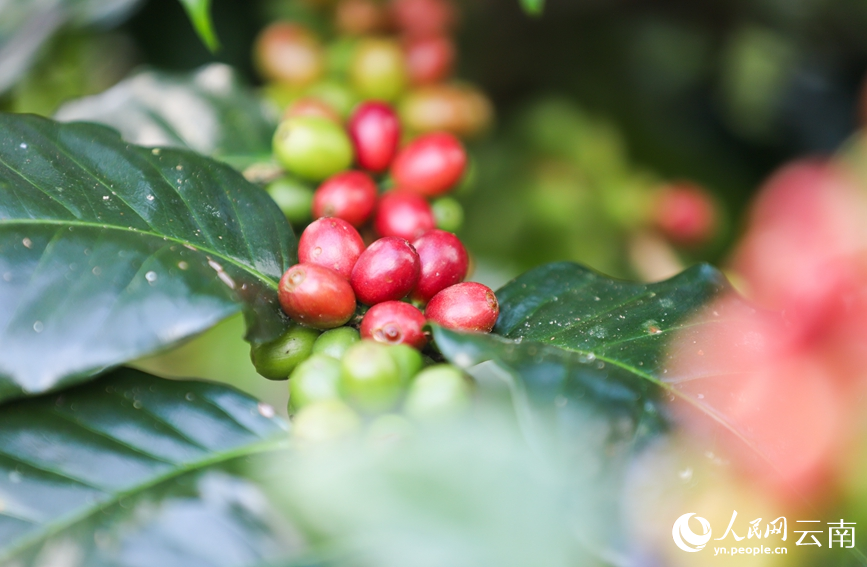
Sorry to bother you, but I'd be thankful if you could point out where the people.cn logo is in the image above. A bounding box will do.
[672,513,712,552]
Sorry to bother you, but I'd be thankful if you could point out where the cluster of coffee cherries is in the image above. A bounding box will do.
[254,325,473,443]
[254,97,496,436]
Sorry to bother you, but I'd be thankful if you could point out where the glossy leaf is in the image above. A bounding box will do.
[0,114,295,401]
[0,367,297,566]
[55,64,276,163]
[433,262,730,439]
[178,0,219,51]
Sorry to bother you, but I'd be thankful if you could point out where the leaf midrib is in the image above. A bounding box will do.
[0,435,290,563]
[0,218,279,291]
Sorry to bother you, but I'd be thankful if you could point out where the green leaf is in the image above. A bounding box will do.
[55,65,276,164]
[0,113,296,402]
[519,0,544,17]
[177,0,219,52]
[0,0,144,94]
[0,367,296,566]
[432,262,729,439]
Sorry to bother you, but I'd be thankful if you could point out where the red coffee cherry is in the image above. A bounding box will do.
[312,171,378,227]
[390,133,467,197]
[360,301,428,349]
[283,97,341,124]
[425,282,499,332]
[348,102,401,173]
[653,182,717,246]
[404,36,454,86]
[254,23,324,87]
[391,0,455,38]
[351,236,420,305]
[298,218,365,279]
[411,229,468,303]
[279,264,356,329]
[374,191,435,241]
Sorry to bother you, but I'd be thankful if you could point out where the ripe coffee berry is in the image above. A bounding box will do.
[349,102,401,173]
[404,36,454,86]
[653,182,717,246]
[391,0,455,38]
[391,132,467,197]
[360,301,428,349]
[254,23,324,87]
[298,218,365,279]
[312,171,378,227]
[425,282,499,332]
[411,229,468,303]
[279,263,356,329]
[351,236,420,305]
[374,191,435,241]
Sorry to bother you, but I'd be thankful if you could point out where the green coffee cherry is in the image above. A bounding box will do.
[340,340,402,413]
[312,326,361,359]
[273,116,353,181]
[250,324,320,380]
[431,196,464,233]
[266,177,314,226]
[350,38,407,102]
[388,343,423,385]
[289,354,342,411]
[291,399,361,444]
[366,413,415,448]
[326,37,357,80]
[404,364,471,420]
[305,81,359,120]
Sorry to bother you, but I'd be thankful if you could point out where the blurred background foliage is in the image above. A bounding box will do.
[3,0,867,409]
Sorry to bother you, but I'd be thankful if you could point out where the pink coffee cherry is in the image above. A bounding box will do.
[425,282,499,332]
[360,300,428,349]
[279,263,357,329]
[312,171,379,227]
[390,132,466,197]
[404,35,454,86]
[348,101,401,173]
[653,182,717,246]
[411,229,468,303]
[374,191,435,241]
[351,236,420,305]
[298,217,365,279]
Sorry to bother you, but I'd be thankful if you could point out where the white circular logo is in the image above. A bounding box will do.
[672,513,712,552]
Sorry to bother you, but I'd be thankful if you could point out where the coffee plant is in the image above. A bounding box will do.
[1,1,866,566]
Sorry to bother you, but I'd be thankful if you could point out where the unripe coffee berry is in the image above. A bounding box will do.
[273,116,353,181]
[298,218,365,279]
[391,132,467,197]
[431,196,464,232]
[266,177,314,226]
[250,324,321,380]
[360,300,428,349]
[291,399,361,443]
[425,282,498,332]
[289,354,342,411]
[351,236,420,305]
[374,191,435,241]
[350,38,408,102]
[404,364,471,420]
[340,341,403,412]
[388,343,424,384]
[348,102,401,173]
[411,229,469,303]
[279,263,356,329]
[312,171,378,227]
[312,326,361,359]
